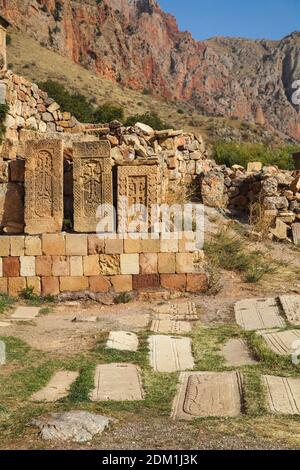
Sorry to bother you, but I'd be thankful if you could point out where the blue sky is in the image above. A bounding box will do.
[159,0,300,40]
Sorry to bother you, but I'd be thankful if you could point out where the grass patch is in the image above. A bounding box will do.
[0,293,16,315]
[114,292,132,304]
[20,287,56,306]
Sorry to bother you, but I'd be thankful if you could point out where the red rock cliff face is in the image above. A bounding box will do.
[1,0,300,140]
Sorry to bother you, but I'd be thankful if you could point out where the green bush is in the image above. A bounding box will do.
[125,112,168,130]
[214,141,300,171]
[93,103,124,123]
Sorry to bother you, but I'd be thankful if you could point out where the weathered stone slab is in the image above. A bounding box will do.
[279,295,300,326]
[24,140,63,234]
[235,298,285,331]
[259,329,300,355]
[153,302,198,321]
[263,375,300,415]
[172,371,244,420]
[0,340,5,365]
[221,339,257,366]
[150,319,192,335]
[149,335,194,372]
[32,411,111,443]
[11,306,40,321]
[73,142,112,233]
[90,363,144,401]
[31,371,79,402]
[117,164,159,231]
[292,224,300,246]
[106,331,139,352]
[0,321,10,327]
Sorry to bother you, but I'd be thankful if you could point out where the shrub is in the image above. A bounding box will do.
[214,141,300,171]
[93,103,124,123]
[125,112,168,130]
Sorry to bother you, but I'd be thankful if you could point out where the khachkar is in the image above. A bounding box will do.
[24,140,64,234]
[73,141,113,233]
[117,163,159,232]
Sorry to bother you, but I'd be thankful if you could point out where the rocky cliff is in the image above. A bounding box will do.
[1,0,299,140]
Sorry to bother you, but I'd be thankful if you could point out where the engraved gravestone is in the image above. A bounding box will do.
[24,140,63,234]
[73,141,112,233]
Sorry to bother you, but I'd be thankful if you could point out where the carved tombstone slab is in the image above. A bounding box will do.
[25,140,63,234]
[259,329,300,356]
[279,295,300,326]
[263,375,300,415]
[73,141,112,233]
[117,164,159,232]
[234,298,285,331]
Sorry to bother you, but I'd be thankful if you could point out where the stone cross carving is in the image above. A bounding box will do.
[73,141,112,233]
[0,16,10,72]
[24,140,63,234]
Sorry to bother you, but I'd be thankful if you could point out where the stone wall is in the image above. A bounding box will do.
[0,233,208,297]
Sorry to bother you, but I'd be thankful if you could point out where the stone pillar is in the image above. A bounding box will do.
[73,141,113,233]
[24,140,64,234]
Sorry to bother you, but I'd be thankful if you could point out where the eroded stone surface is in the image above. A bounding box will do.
[0,321,10,327]
[153,302,198,321]
[90,363,144,401]
[11,306,40,320]
[172,371,244,420]
[150,319,192,335]
[235,298,285,331]
[32,411,111,443]
[31,371,79,402]
[221,339,256,366]
[263,375,300,415]
[106,331,138,352]
[0,340,5,365]
[149,335,194,372]
[259,329,300,355]
[279,295,300,326]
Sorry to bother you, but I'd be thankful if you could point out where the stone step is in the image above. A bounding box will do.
[221,338,257,366]
[263,375,300,415]
[106,331,139,352]
[153,301,198,321]
[148,335,194,373]
[259,329,300,355]
[11,306,40,321]
[31,370,79,402]
[90,363,144,401]
[235,298,285,331]
[279,295,300,326]
[150,319,192,335]
[172,371,244,419]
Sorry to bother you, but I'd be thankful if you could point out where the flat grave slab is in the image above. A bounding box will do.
[259,329,300,355]
[90,363,144,401]
[172,371,244,420]
[0,340,5,365]
[279,295,300,326]
[263,375,300,415]
[106,331,139,352]
[11,306,40,321]
[221,338,257,366]
[153,302,198,321]
[148,335,194,373]
[0,322,10,328]
[31,371,79,402]
[150,319,192,335]
[235,298,285,331]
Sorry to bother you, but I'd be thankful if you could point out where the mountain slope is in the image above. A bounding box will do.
[1,0,300,140]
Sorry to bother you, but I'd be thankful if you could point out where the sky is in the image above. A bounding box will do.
[158,0,300,40]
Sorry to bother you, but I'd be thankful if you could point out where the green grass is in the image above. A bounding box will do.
[20,287,56,306]
[0,293,16,315]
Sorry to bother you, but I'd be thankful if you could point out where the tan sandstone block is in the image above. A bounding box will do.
[70,256,83,276]
[8,277,26,297]
[124,237,142,253]
[0,278,8,294]
[105,238,124,255]
[41,277,60,296]
[26,277,41,296]
[158,253,176,274]
[110,275,133,293]
[139,253,158,274]
[160,237,179,253]
[65,234,88,256]
[160,274,186,292]
[52,256,70,276]
[120,254,139,275]
[99,255,120,275]
[25,236,42,256]
[60,276,89,292]
[20,256,36,277]
[141,238,160,253]
[89,276,111,293]
[42,233,65,255]
[87,235,105,254]
[36,256,52,277]
[186,274,208,293]
[10,236,25,256]
[0,237,10,256]
[176,253,198,274]
[178,232,197,252]
[83,255,100,276]
[0,258,2,277]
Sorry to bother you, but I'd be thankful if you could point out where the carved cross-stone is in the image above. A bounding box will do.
[117,164,159,232]
[24,140,63,234]
[73,141,112,233]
